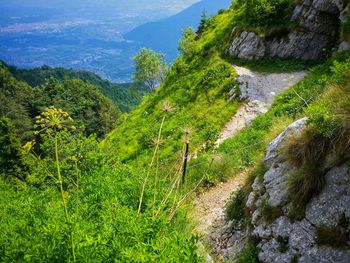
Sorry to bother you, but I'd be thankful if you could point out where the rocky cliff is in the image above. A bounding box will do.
[228,0,349,60]
[248,118,350,262]
[225,119,350,262]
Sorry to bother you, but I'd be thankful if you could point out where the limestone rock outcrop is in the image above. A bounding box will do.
[223,118,350,262]
[228,0,349,60]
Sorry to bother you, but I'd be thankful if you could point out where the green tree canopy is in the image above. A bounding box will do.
[0,64,120,140]
[132,48,168,91]
[178,28,199,57]
[197,10,208,35]
[0,117,28,181]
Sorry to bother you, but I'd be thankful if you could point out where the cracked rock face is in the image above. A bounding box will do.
[223,118,350,262]
[228,0,349,60]
[249,119,350,262]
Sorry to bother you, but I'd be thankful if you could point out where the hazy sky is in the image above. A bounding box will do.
[0,0,200,15]
[0,0,201,27]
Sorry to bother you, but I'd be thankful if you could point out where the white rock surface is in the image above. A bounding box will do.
[264,117,308,169]
[222,117,350,262]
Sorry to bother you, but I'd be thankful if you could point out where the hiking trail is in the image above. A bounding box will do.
[192,66,307,261]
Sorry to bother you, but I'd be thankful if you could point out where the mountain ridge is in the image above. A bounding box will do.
[124,0,232,61]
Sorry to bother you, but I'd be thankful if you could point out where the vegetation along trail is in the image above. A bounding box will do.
[192,65,307,260]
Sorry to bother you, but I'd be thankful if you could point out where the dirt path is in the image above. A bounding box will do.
[192,66,307,261]
[216,66,307,145]
[192,173,247,236]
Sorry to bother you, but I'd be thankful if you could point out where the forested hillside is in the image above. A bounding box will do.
[6,63,147,112]
[1,0,349,262]
[0,63,120,140]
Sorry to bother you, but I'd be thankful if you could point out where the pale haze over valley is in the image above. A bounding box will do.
[0,0,231,82]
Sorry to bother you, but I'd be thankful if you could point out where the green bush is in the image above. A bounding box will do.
[233,0,295,33]
[0,117,28,181]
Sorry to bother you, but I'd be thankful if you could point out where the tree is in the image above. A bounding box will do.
[0,117,28,181]
[197,10,208,35]
[133,48,168,91]
[178,28,199,57]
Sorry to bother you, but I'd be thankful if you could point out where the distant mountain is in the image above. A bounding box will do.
[5,63,148,112]
[124,0,232,61]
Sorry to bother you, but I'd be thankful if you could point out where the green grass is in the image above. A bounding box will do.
[280,59,350,220]
[0,167,200,262]
[102,54,240,166]
[287,165,325,220]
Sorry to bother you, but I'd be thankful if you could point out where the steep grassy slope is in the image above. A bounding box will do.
[102,1,311,166]
[5,63,147,112]
[102,7,240,164]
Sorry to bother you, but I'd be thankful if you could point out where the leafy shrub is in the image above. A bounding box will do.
[0,117,28,181]
[233,0,295,33]
[179,28,200,57]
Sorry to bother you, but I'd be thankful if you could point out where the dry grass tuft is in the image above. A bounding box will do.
[287,165,325,220]
[316,225,348,247]
[282,83,350,220]
[282,127,332,169]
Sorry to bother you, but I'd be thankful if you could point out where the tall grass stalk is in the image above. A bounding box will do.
[32,107,79,261]
[137,115,166,215]
[54,135,76,262]
[152,143,160,217]
[155,163,183,218]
